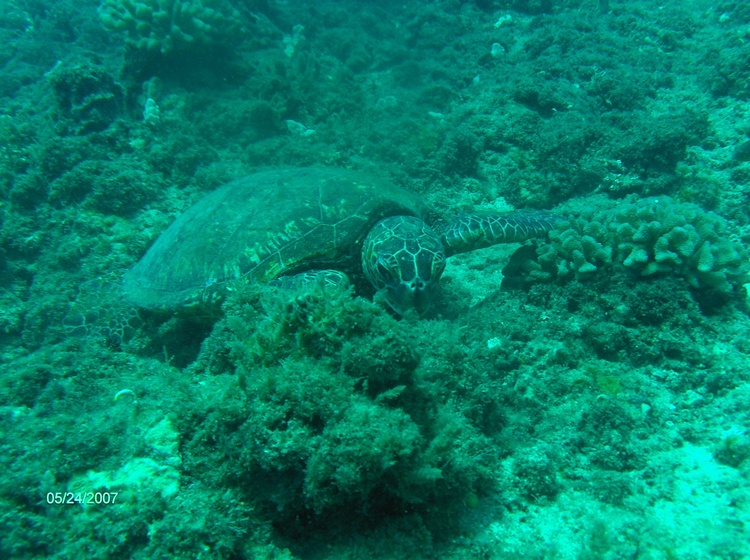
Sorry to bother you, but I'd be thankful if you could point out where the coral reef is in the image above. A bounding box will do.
[4,0,750,557]
[98,0,243,54]
[534,196,750,294]
[186,280,496,528]
[47,60,124,135]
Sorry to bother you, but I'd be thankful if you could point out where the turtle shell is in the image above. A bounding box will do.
[122,167,424,310]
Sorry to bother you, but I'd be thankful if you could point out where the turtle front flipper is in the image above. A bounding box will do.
[263,269,352,310]
[271,270,351,291]
[441,211,561,257]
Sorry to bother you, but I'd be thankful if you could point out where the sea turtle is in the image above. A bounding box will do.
[123,167,559,315]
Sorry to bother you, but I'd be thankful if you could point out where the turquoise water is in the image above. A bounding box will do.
[1,0,749,558]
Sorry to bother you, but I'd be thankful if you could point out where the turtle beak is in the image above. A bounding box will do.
[385,277,437,316]
[384,249,446,315]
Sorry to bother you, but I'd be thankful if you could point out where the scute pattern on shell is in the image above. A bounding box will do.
[122,167,423,311]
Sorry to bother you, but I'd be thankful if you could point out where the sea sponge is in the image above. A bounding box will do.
[539,196,750,293]
[98,0,243,54]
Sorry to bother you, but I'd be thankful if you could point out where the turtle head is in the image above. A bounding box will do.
[362,216,446,315]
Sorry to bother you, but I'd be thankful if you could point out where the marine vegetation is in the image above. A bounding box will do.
[180,279,500,534]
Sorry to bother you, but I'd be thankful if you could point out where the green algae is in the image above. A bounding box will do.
[1,0,750,558]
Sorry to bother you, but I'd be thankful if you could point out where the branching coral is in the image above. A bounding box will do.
[98,0,243,54]
[535,196,750,293]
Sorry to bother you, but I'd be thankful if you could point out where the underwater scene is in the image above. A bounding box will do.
[1,0,750,558]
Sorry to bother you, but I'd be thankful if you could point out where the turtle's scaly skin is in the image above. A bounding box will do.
[123,167,423,311]
[441,212,562,256]
[362,212,560,314]
[361,216,446,315]
[123,166,559,315]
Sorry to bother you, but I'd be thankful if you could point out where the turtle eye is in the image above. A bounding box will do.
[377,255,404,283]
[376,257,394,279]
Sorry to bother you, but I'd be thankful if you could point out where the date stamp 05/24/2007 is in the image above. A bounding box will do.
[46,492,119,506]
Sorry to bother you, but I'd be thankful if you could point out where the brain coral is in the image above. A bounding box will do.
[99,0,243,54]
[535,196,750,293]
